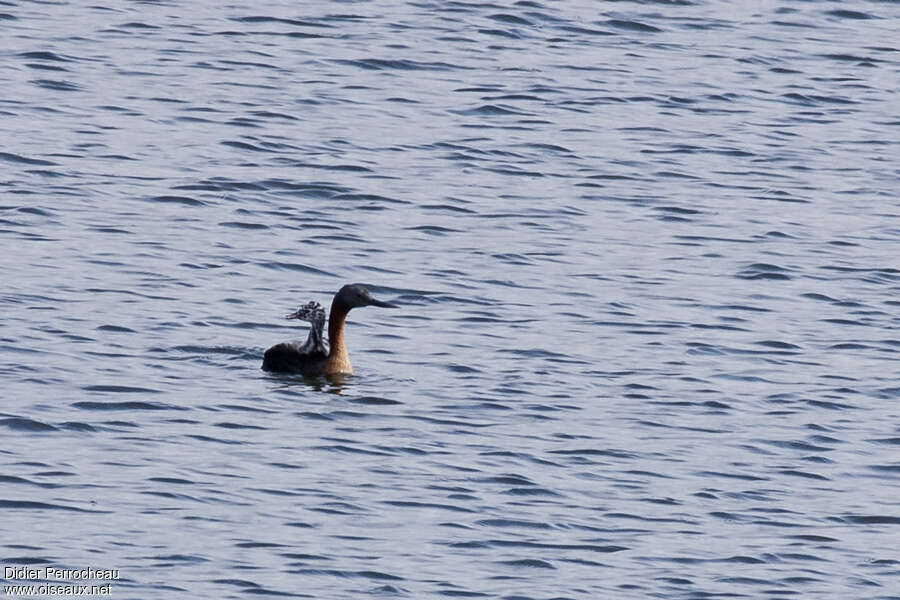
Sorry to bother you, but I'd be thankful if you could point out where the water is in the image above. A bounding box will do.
[2,1,900,598]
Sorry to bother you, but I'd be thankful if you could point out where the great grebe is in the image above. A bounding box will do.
[261,283,397,375]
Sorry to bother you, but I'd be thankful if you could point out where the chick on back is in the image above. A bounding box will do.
[261,301,328,374]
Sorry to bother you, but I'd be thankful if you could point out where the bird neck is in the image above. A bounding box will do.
[325,300,353,373]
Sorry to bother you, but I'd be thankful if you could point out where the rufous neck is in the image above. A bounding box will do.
[327,299,350,359]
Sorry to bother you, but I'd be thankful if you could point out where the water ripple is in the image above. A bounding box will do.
[3,1,899,597]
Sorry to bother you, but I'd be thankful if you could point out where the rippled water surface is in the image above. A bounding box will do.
[3,1,900,598]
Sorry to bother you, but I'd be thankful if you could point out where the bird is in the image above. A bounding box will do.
[262,283,396,375]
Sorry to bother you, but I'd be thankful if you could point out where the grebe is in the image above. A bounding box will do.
[262,283,397,375]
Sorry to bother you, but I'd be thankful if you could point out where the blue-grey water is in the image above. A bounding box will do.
[2,1,900,598]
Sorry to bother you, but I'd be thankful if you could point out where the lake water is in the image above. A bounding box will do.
[2,1,900,598]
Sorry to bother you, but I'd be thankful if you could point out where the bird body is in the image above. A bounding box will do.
[262,284,395,375]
